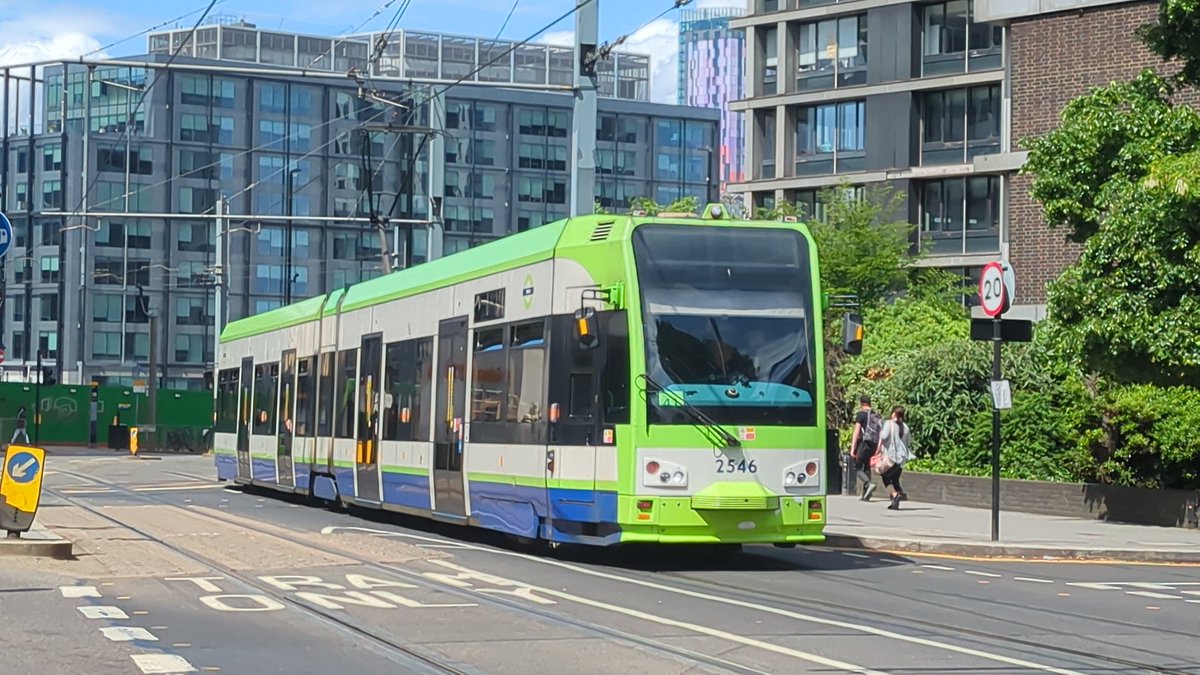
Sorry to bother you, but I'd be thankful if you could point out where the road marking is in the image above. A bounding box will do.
[1014,577,1055,584]
[1125,591,1181,600]
[199,594,286,612]
[879,558,905,565]
[1057,593,1071,597]
[136,484,224,492]
[59,585,100,598]
[78,606,128,619]
[166,576,226,593]
[976,580,990,585]
[417,543,470,549]
[173,643,192,648]
[326,526,1089,675]
[1146,606,1160,611]
[131,654,197,674]
[100,626,158,642]
[843,552,869,559]
[921,564,955,571]
[133,610,150,615]
[965,571,1002,578]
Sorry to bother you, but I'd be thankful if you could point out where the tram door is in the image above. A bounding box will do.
[355,335,383,503]
[276,350,296,488]
[236,357,253,481]
[433,317,468,517]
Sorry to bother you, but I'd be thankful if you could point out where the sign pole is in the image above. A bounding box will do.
[991,315,1002,542]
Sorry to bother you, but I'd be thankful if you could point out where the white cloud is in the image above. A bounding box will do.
[540,29,574,47]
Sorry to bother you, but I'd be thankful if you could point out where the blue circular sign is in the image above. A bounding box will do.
[6,451,40,484]
[0,212,11,259]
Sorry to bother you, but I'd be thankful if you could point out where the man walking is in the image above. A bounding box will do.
[849,395,883,500]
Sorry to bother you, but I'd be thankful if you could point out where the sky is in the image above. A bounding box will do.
[0,0,743,104]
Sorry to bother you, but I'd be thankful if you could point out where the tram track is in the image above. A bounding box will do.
[45,470,776,675]
[653,566,1198,675]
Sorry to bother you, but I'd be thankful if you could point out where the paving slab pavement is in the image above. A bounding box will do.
[825,493,1200,562]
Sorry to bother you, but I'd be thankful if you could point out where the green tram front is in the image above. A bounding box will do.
[602,218,828,545]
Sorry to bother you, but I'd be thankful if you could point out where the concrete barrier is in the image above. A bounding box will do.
[900,472,1200,529]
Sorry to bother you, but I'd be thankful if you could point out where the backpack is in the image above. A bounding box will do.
[884,421,913,466]
[861,410,883,448]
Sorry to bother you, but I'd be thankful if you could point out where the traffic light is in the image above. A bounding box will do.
[841,313,864,356]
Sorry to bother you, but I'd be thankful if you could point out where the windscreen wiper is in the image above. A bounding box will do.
[637,373,742,449]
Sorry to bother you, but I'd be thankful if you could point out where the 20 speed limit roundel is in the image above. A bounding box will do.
[978,261,1007,317]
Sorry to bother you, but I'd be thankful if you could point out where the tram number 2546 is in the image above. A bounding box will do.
[716,459,757,474]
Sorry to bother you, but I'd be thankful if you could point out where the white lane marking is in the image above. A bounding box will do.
[59,585,101,598]
[1125,591,1182,600]
[843,552,869,559]
[131,654,197,673]
[136,484,224,492]
[920,564,955,571]
[1014,577,1055,584]
[100,626,158,642]
[78,606,128,619]
[424,560,883,675]
[965,571,1002,578]
[417,543,469,549]
[879,558,905,565]
[1065,582,1121,590]
[325,526,1087,675]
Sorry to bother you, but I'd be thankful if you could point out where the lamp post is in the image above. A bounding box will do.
[700,145,716,204]
[284,168,300,305]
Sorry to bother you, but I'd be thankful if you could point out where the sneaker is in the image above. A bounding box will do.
[864,484,876,501]
[887,495,900,510]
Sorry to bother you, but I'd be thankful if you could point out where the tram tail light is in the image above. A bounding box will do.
[645,461,660,475]
[808,500,823,521]
[805,461,818,476]
[636,500,652,511]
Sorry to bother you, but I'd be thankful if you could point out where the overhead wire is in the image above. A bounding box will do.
[299,0,407,72]
[81,0,230,58]
[64,0,220,225]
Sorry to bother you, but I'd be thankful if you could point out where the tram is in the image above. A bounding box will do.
[213,203,858,546]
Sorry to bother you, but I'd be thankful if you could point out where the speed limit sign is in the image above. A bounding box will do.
[979,262,1010,317]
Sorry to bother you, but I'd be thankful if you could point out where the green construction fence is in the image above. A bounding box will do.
[0,382,213,447]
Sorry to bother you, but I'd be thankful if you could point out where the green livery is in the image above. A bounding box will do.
[215,204,840,548]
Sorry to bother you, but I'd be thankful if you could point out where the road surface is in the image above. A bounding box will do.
[4,450,1196,675]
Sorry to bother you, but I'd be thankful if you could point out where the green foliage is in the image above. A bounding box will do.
[1072,383,1200,489]
[627,195,699,216]
[808,184,915,306]
[1137,0,1200,86]
[593,201,610,215]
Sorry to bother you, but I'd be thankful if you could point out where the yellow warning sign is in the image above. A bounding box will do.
[130,426,139,455]
[0,445,46,531]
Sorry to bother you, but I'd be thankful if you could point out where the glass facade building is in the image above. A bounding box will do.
[678,8,747,192]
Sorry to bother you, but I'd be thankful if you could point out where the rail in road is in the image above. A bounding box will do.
[43,466,1199,675]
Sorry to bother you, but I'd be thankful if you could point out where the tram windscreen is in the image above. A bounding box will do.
[632,224,818,427]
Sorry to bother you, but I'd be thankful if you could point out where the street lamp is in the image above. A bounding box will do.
[699,145,716,204]
[284,168,300,305]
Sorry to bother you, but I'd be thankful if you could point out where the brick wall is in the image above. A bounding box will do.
[897,472,1199,528]
[1008,1,1164,304]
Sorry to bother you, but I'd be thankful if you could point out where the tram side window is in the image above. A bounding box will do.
[383,338,433,442]
[507,321,546,424]
[278,352,296,437]
[335,349,358,439]
[600,311,630,424]
[253,362,279,435]
[295,357,315,437]
[472,327,506,424]
[317,353,334,437]
[216,368,239,433]
[358,336,382,444]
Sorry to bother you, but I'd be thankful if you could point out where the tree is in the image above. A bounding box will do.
[1022,70,1200,385]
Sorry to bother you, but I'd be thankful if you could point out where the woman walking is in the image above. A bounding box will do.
[876,406,913,510]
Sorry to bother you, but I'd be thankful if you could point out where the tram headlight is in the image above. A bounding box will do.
[783,460,821,490]
[785,471,797,486]
[660,472,671,483]
[641,457,688,488]
[671,471,685,484]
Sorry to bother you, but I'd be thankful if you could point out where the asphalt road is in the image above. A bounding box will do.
[4,449,1197,675]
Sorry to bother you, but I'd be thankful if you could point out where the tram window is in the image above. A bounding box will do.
[472,327,505,423]
[507,321,545,424]
[278,352,296,438]
[295,357,315,437]
[335,348,358,439]
[253,362,279,435]
[358,336,382,444]
[216,368,239,433]
[317,353,334,437]
[600,311,630,424]
[568,373,593,420]
[474,289,505,323]
[383,338,433,442]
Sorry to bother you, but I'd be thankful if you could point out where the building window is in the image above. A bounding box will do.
[38,331,58,358]
[290,123,312,152]
[182,76,235,107]
[797,15,867,91]
[176,297,209,326]
[11,296,24,323]
[42,180,62,209]
[757,109,776,179]
[180,114,233,144]
[93,332,122,359]
[918,175,1001,255]
[922,0,1003,76]
[259,83,286,113]
[40,295,58,322]
[760,26,778,95]
[795,100,865,175]
[255,264,284,294]
[921,85,1000,165]
[178,223,213,253]
[10,332,24,361]
[40,256,60,283]
[179,187,218,215]
[259,120,285,147]
[175,334,204,363]
[126,333,149,360]
[179,149,233,181]
[93,294,123,323]
[43,144,62,172]
[98,147,153,175]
